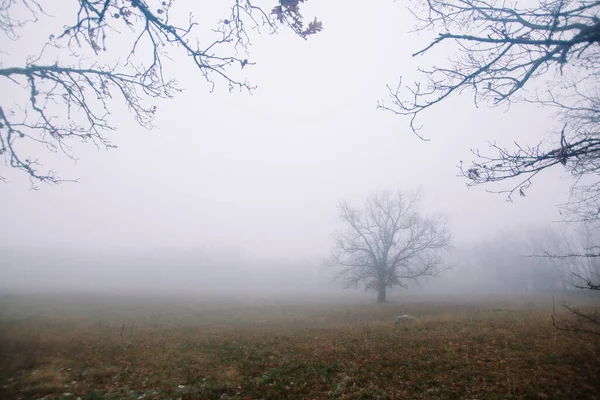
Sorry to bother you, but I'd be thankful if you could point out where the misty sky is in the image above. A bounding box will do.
[0,0,573,263]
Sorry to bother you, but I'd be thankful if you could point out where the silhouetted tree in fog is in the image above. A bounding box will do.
[0,0,322,186]
[326,190,451,302]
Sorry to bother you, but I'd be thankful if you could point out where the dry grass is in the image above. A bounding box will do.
[0,293,599,399]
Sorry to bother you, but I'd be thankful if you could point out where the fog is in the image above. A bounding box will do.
[0,0,577,298]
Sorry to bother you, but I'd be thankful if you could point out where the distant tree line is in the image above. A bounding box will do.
[449,225,600,294]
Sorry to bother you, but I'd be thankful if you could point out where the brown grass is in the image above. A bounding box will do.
[0,293,599,399]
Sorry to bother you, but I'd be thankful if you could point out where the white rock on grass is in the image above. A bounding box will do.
[394,314,416,325]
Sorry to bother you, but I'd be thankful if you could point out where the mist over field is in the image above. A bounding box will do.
[0,246,332,296]
[0,1,574,302]
[1,0,600,398]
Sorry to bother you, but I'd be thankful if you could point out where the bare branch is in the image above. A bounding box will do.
[552,295,600,336]
[386,1,600,222]
[0,0,322,185]
[381,0,600,137]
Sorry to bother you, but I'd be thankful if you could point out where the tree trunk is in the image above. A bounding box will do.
[377,285,386,302]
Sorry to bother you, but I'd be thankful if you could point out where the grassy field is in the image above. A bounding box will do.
[0,292,599,399]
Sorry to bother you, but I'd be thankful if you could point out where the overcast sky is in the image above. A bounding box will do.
[0,0,572,263]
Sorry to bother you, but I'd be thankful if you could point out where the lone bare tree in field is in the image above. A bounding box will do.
[0,0,321,186]
[327,191,451,302]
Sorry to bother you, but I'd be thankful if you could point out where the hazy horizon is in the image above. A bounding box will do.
[0,0,577,297]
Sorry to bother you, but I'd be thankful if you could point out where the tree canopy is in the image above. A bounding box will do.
[380,0,599,325]
[0,0,322,186]
[380,0,600,221]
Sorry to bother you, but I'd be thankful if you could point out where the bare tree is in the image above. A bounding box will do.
[0,0,322,187]
[326,190,451,302]
[378,0,600,219]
